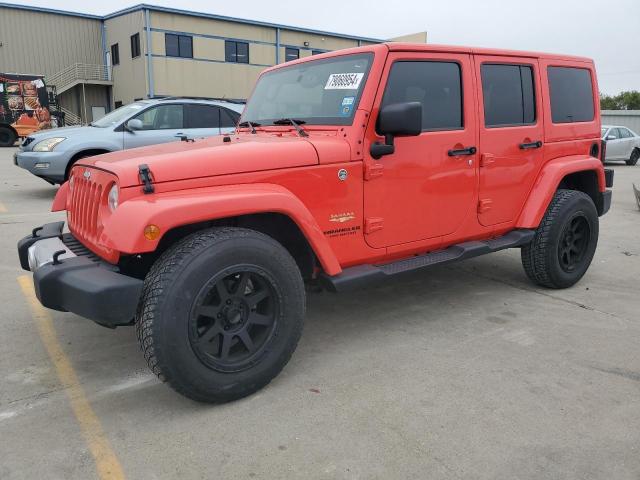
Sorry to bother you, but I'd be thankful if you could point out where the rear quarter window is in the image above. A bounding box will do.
[548,66,594,123]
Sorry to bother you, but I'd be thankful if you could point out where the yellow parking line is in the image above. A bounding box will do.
[17,275,126,480]
[0,202,7,213]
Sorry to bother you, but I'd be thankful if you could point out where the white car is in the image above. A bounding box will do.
[602,125,640,166]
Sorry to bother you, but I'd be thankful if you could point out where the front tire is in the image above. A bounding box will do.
[521,189,599,289]
[626,148,639,166]
[0,127,17,147]
[136,227,305,403]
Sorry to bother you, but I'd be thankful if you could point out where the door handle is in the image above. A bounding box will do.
[448,146,477,156]
[519,140,543,150]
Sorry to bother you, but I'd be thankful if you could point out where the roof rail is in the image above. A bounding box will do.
[155,96,246,104]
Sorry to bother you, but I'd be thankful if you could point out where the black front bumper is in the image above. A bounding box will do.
[18,222,143,328]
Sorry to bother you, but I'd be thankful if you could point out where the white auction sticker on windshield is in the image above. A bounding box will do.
[325,73,365,90]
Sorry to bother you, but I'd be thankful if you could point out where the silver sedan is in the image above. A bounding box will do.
[602,125,640,166]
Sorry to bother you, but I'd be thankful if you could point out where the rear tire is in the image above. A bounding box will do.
[626,148,639,166]
[521,189,599,289]
[135,227,305,403]
[0,127,17,147]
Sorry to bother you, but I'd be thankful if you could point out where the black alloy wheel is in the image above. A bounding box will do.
[557,215,590,273]
[189,267,279,373]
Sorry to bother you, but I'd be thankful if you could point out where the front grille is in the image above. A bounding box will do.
[68,173,103,243]
[22,137,34,147]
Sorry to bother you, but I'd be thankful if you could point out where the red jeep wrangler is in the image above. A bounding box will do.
[19,43,613,402]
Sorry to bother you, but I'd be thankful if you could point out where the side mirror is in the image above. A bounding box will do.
[126,119,143,132]
[606,135,617,141]
[371,102,422,159]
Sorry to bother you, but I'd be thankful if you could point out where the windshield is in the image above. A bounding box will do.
[91,101,150,128]
[242,53,373,126]
[601,127,608,137]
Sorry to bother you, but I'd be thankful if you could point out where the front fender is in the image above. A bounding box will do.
[100,183,342,275]
[51,181,69,212]
[517,155,605,228]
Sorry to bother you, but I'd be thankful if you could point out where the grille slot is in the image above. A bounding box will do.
[22,137,35,147]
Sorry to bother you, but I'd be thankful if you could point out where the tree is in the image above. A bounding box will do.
[600,91,640,110]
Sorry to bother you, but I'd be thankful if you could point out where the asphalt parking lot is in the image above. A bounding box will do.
[1,146,639,480]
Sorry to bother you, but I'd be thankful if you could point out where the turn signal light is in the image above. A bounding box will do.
[143,224,161,241]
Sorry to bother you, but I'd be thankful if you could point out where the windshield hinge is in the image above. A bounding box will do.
[138,164,155,194]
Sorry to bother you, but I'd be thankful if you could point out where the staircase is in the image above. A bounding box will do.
[59,107,83,126]
[46,63,112,95]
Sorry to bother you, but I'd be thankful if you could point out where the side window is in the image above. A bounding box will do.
[381,61,462,131]
[548,66,594,123]
[620,128,632,138]
[481,64,535,127]
[185,105,220,128]
[608,128,620,139]
[220,108,239,128]
[134,105,184,130]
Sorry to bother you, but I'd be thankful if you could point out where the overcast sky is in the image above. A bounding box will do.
[11,0,640,94]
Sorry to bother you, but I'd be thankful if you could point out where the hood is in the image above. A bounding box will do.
[28,125,94,139]
[77,134,343,187]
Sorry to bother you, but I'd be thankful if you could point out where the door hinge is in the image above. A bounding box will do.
[364,162,384,180]
[365,217,384,234]
[478,199,493,213]
[480,153,495,168]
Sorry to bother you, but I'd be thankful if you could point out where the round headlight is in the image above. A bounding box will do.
[108,184,119,212]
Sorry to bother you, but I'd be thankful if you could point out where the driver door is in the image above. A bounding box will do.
[123,104,185,149]
[363,52,478,248]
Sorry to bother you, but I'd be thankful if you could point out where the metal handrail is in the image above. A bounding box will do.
[46,63,111,92]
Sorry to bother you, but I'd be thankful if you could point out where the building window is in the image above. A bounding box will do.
[165,33,193,58]
[111,44,120,66]
[225,41,249,64]
[312,50,324,56]
[285,47,299,62]
[481,64,536,127]
[114,101,123,109]
[130,33,141,58]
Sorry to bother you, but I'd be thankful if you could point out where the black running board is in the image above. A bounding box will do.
[321,229,535,292]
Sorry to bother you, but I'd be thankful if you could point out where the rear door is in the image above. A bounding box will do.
[475,56,544,226]
[123,104,185,149]
[618,127,636,158]
[605,128,624,159]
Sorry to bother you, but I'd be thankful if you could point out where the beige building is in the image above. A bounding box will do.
[0,3,426,123]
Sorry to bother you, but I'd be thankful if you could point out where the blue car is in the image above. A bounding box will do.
[15,97,244,184]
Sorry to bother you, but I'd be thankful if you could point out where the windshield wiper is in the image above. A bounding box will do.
[272,118,308,137]
[238,120,260,134]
